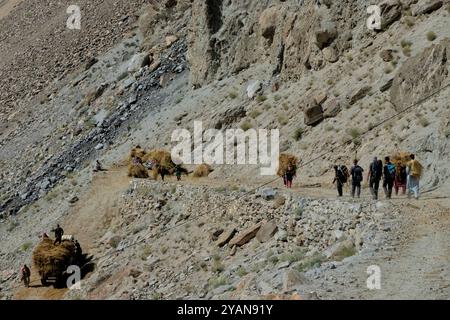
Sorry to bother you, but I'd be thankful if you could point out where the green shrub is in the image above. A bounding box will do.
[297,253,326,272]
[21,242,33,252]
[249,109,262,119]
[278,115,288,126]
[257,95,267,103]
[240,120,253,131]
[229,91,238,99]
[426,31,437,42]
[418,116,430,127]
[237,267,248,277]
[208,275,228,289]
[294,127,304,141]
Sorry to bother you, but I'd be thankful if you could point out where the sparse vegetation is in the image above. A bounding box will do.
[229,91,238,99]
[257,95,267,103]
[237,267,248,277]
[278,114,288,126]
[426,31,437,42]
[294,127,304,141]
[7,221,19,232]
[297,253,326,272]
[403,16,415,27]
[208,275,228,289]
[279,248,307,264]
[240,120,253,131]
[21,242,33,252]
[384,66,393,74]
[400,39,413,56]
[418,116,430,127]
[249,109,261,119]
[333,245,357,261]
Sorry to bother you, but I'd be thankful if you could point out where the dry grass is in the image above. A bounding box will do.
[277,153,299,177]
[33,238,76,276]
[193,164,213,178]
[128,163,149,178]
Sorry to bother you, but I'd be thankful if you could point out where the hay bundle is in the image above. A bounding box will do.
[32,238,76,277]
[128,146,147,163]
[128,163,149,178]
[277,154,299,177]
[392,151,411,167]
[142,149,175,171]
[193,164,213,177]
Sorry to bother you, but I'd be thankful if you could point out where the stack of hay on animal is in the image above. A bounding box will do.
[32,238,77,287]
[277,154,299,177]
[193,164,213,178]
[392,151,411,167]
[143,149,176,180]
[128,146,149,178]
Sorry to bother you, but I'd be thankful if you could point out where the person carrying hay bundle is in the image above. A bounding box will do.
[128,156,149,179]
[392,152,409,196]
[407,154,423,200]
[277,154,299,188]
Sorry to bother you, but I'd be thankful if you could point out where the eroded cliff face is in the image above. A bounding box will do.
[186,0,383,87]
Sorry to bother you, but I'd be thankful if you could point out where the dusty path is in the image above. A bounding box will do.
[362,206,450,299]
[0,0,23,20]
[13,166,450,300]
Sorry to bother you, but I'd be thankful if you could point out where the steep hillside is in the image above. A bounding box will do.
[0,0,449,300]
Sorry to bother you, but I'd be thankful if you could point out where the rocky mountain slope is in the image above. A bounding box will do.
[0,0,449,300]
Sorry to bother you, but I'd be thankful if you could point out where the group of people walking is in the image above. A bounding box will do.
[333,154,423,200]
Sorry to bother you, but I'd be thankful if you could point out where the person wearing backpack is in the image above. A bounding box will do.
[394,164,407,195]
[333,165,348,197]
[367,157,382,200]
[407,154,423,200]
[383,156,396,199]
[350,159,364,198]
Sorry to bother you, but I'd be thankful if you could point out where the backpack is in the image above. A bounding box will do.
[353,166,363,183]
[339,165,350,183]
[370,161,381,179]
[385,163,396,181]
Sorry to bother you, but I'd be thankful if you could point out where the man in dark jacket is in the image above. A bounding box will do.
[383,156,396,199]
[367,157,382,200]
[350,159,364,198]
[333,165,346,197]
[53,224,64,245]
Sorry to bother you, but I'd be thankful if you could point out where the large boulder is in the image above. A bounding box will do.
[380,0,403,30]
[247,81,262,99]
[304,101,324,126]
[347,86,372,105]
[390,38,450,111]
[412,0,443,16]
[323,98,342,118]
[229,222,264,247]
[216,227,237,247]
[128,53,151,74]
[256,220,278,243]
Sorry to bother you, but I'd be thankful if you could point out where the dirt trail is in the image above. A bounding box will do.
[0,0,23,20]
[13,166,450,300]
[362,204,450,299]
